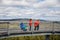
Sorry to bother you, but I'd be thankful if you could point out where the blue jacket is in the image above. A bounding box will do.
[20,23,25,29]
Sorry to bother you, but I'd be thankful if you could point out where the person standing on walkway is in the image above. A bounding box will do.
[29,19,32,31]
[34,20,40,30]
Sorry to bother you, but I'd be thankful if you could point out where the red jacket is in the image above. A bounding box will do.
[34,20,40,27]
[29,20,32,26]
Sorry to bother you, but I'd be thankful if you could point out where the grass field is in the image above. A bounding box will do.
[0,35,60,40]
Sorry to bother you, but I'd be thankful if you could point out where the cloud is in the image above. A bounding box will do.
[0,0,60,21]
[1,0,59,8]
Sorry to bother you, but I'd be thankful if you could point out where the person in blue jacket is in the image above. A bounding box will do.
[20,22,24,30]
[20,22,27,31]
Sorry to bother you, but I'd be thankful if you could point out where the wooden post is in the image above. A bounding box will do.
[7,22,10,36]
[45,35,50,40]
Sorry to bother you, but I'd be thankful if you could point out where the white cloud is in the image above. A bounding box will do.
[7,13,22,16]
[1,0,60,9]
[0,0,60,21]
[2,0,29,6]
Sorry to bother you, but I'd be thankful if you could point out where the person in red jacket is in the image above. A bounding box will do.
[29,19,32,31]
[34,20,40,30]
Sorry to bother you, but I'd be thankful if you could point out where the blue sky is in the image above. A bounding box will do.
[0,0,60,21]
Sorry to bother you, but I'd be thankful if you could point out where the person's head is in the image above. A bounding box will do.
[29,19,32,21]
[37,19,40,21]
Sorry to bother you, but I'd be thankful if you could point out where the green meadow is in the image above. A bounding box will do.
[0,35,60,40]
